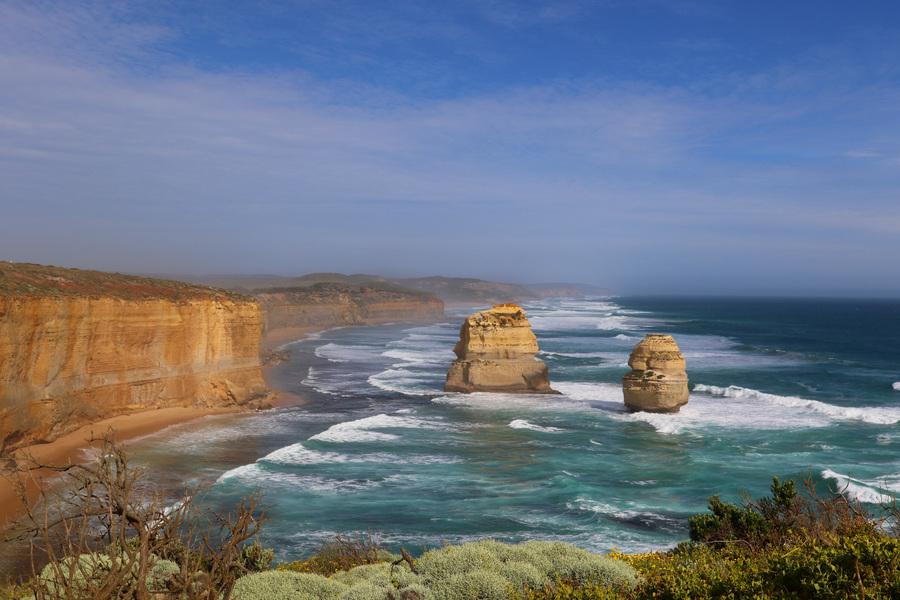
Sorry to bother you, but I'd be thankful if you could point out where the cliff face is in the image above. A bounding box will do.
[622,334,689,413]
[0,263,269,453]
[444,303,556,394]
[255,283,445,347]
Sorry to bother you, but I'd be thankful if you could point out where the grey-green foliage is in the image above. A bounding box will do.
[332,562,421,590]
[430,569,511,600]
[414,540,637,597]
[146,559,180,592]
[233,571,348,600]
[391,582,432,600]
[516,540,638,588]
[38,553,114,596]
[337,582,389,600]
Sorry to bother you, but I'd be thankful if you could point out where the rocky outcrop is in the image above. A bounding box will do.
[444,303,556,393]
[622,334,689,413]
[0,262,270,453]
[255,283,444,347]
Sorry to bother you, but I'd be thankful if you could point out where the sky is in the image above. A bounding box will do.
[1,1,899,295]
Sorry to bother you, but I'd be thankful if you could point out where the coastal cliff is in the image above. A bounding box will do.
[0,263,270,453]
[445,303,556,393]
[255,283,445,347]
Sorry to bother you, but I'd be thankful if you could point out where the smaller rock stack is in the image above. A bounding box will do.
[444,303,556,394]
[622,334,689,413]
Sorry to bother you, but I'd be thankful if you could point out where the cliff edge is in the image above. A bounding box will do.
[444,303,556,393]
[0,262,270,453]
[255,283,444,347]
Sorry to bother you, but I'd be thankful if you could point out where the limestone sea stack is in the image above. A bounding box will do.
[444,303,556,394]
[622,334,689,413]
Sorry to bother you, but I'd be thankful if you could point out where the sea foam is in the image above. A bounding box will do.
[821,470,898,504]
[695,384,900,425]
[309,413,449,443]
[508,419,565,433]
[893,382,900,391]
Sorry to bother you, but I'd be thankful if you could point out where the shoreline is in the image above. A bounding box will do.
[0,316,445,533]
[0,328,323,531]
[0,405,248,528]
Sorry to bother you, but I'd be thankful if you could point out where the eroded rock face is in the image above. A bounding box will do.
[0,263,271,453]
[622,334,689,413]
[444,304,556,393]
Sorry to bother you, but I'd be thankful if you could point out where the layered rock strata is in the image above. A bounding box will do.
[254,283,444,347]
[0,262,270,453]
[622,334,689,413]
[444,303,556,393]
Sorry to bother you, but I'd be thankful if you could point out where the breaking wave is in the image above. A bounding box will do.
[695,384,900,425]
[508,419,565,433]
[821,470,899,504]
[309,413,450,443]
[893,382,900,391]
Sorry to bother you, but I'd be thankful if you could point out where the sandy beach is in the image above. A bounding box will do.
[0,405,251,528]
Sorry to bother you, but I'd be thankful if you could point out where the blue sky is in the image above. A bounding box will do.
[1,1,899,295]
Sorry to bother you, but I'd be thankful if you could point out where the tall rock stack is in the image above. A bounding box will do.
[622,334,689,412]
[444,303,556,394]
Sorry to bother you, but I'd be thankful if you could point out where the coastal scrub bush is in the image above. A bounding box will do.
[146,559,181,592]
[232,571,348,600]
[331,561,421,589]
[429,569,511,600]
[240,540,276,572]
[37,553,114,597]
[416,541,503,582]
[414,540,636,598]
[278,534,394,575]
[337,581,390,600]
[515,541,637,589]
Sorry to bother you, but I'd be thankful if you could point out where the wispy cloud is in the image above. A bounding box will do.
[1,0,899,293]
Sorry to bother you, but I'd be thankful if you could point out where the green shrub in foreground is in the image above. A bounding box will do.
[38,553,114,596]
[233,571,349,600]
[430,569,512,600]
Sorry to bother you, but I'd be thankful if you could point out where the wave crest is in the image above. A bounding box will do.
[694,384,900,425]
[508,419,565,433]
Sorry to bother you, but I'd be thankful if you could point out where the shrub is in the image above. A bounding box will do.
[390,582,432,600]
[331,561,421,589]
[38,553,114,596]
[499,561,548,591]
[416,542,502,583]
[278,534,395,576]
[240,541,276,572]
[516,541,637,589]
[338,582,391,600]
[430,569,511,600]
[233,571,348,600]
[146,559,181,592]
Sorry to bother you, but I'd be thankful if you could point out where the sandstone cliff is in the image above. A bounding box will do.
[444,303,556,393]
[622,334,689,413]
[0,263,270,453]
[255,283,445,347]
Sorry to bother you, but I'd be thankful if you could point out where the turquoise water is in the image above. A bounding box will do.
[129,297,900,558]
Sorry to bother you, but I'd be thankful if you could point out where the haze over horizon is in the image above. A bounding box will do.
[2,1,900,296]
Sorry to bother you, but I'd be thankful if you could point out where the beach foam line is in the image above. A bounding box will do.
[821,470,898,504]
[217,464,411,492]
[314,342,380,363]
[309,413,450,443]
[367,369,442,396]
[694,384,900,425]
[508,419,565,433]
[540,350,611,359]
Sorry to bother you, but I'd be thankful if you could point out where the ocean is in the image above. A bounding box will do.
[127,296,900,558]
